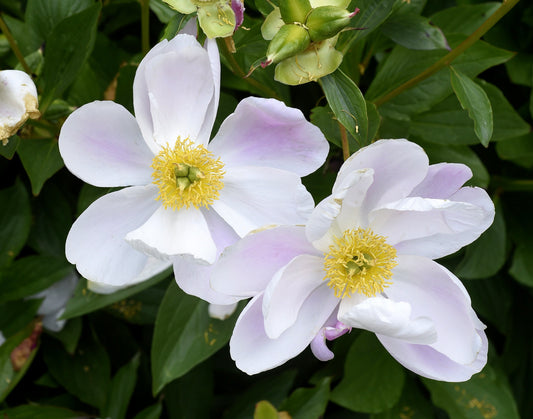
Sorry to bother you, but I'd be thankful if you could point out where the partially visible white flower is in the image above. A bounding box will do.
[0,331,5,346]
[211,139,494,382]
[27,273,79,332]
[59,34,329,297]
[0,70,39,145]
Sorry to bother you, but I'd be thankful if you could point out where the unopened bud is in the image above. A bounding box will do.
[279,0,312,24]
[306,6,357,42]
[265,23,310,65]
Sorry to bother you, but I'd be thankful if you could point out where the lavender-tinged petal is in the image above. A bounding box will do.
[59,101,154,187]
[231,0,245,29]
[209,97,329,177]
[310,321,351,361]
[409,163,472,199]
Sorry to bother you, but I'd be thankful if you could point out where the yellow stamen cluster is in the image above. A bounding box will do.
[151,138,225,210]
[323,228,397,298]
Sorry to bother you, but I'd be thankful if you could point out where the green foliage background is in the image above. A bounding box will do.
[0,0,532,417]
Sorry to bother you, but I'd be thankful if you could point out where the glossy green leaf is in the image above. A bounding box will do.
[430,3,500,36]
[423,366,520,419]
[133,403,163,419]
[0,321,40,402]
[279,377,330,419]
[41,3,101,109]
[0,135,20,159]
[455,202,506,279]
[17,138,64,195]
[381,12,449,50]
[331,332,405,413]
[43,333,111,409]
[0,256,73,304]
[161,12,192,40]
[310,105,359,152]
[321,69,368,147]
[0,405,81,419]
[0,180,31,268]
[150,0,177,23]
[151,281,241,394]
[450,67,493,146]
[61,269,171,320]
[102,353,140,419]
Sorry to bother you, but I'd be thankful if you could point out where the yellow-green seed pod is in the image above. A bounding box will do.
[279,0,312,24]
[306,6,355,42]
[265,23,311,65]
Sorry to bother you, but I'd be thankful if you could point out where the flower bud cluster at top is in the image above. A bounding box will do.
[260,0,358,85]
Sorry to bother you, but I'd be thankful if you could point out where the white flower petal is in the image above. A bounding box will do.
[387,188,495,259]
[335,139,428,213]
[126,206,217,263]
[66,185,169,287]
[263,255,334,339]
[387,255,485,365]
[208,97,329,176]
[377,329,487,382]
[59,101,154,187]
[143,38,214,148]
[338,295,437,344]
[409,163,472,199]
[230,289,337,375]
[0,70,39,143]
[212,225,318,298]
[212,167,314,237]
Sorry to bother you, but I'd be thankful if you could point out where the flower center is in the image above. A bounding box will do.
[323,228,397,298]
[151,138,225,210]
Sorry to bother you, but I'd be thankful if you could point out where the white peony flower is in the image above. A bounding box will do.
[59,34,329,296]
[211,139,494,381]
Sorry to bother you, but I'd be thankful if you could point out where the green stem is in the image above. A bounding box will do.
[373,0,520,107]
[0,14,32,74]
[338,121,350,160]
[140,0,150,55]
[216,38,281,100]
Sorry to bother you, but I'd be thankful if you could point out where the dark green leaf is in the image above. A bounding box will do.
[43,332,111,409]
[133,403,163,419]
[47,317,82,355]
[509,244,533,287]
[0,256,73,304]
[102,353,140,419]
[41,3,101,109]
[0,135,21,159]
[381,13,449,51]
[505,53,533,87]
[455,202,506,279]
[430,3,500,36]
[422,365,520,419]
[149,0,177,23]
[331,332,405,413]
[321,69,368,147]
[151,281,241,394]
[106,282,167,324]
[496,133,533,169]
[450,67,493,146]
[310,105,359,152]
[0,299,42,338]
[0,404,81,419]
[17,138,64,195]
[0,180,31,268]
[279,377,330,419]
[61,269,171,320]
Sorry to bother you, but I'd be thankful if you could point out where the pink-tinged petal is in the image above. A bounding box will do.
[173,255,240,304]
[263,257,337,338]
[125,206,217,263]
[410,163,472,199]
[377,329,487,382]
[310,320,351,361]
[338,295,437,344]
[208,97,329,176]
[212,225,319,298]
[133,34,215,151]
[230,288,338,375]
[66,185,170,287]
[212,167,314,237]
[387,255,484,366]
[195,38,220,146]
[336,139,428,213]
[209,302,238,320]
[370,196,486,254]
[231,0,244,28]
[389,188,495,259]
[59,101,154,187]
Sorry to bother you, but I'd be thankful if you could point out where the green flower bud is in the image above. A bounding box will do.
[279,0,312,24]
[261,7,284,41]
[265,23,311,66]
[306,6,357,42]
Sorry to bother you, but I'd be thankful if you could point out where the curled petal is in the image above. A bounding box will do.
[310,321,351,361]
[59,101,154,187]
[209,97,329,177]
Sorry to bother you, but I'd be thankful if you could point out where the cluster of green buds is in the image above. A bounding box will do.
[163,0,244,38]
[260,0,359,85]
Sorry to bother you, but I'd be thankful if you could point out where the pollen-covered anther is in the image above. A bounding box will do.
[323,228,397,298]
[151,138,225,210]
